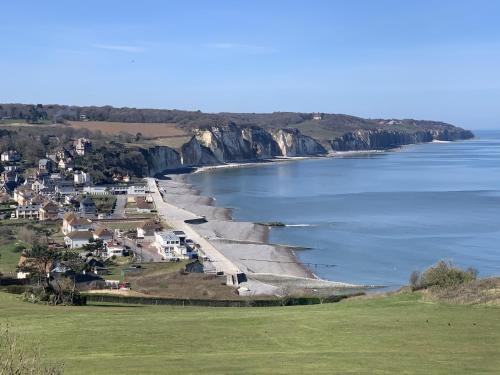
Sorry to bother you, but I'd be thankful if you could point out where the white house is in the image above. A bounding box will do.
[62,212,93,235]
[105,242,124,258]
[64,231,93,249]
[1,150,21,162]
[74,170,91,185]
[16,204,40,220]
[154,231,187,259]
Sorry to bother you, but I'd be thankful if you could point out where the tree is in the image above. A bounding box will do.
[0,324,64,374]
[18,244,61,287]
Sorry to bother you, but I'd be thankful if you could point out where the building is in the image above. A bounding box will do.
[135,196,154,213]
[154,231,187,259]
[16,204,40,220]
[79,196,96,217]
[64,231,93,249]
[74,138,92,156]
[312,113,322,120]
[93,226,113,241]
[105,242,125,258]
[62,212,93,235]
[13,187,34,205]
[39,201,59,221]
[38,158,53,173]
[74,170,91,186]
[31,180,46,194]
[1,150,21,162]
[58,158,73,170]
[136,219,162,239]
[82,186,109,195]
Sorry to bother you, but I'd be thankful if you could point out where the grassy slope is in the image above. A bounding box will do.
[1,292,499,374]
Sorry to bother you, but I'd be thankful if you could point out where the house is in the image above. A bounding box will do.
[74,170,91,186]
[74,138,92,156]
[312,112,322,120]
[62,212,92,234]
[79,196,96,217]
[54,180,76,196]
[136,219,162,239]
[64,231,93,249]
[57,158,72,170]
[154,231,187,259]
[93,226,113,241]
[1,150,21,162]
[85,258,108,275]
[13,186,34,205]
[16,204,41,220]
[38,158,53,173]
[105,242,124,258]
[39,201,59,221]
[31,180,46,194]
[135,196,154,213]
[50,269,105,290]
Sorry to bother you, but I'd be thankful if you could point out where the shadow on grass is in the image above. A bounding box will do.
[87,303,145,309]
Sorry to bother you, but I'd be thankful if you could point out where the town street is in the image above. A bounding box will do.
[145,177,241,276]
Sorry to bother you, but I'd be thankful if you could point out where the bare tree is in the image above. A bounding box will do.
[0,324,64,375]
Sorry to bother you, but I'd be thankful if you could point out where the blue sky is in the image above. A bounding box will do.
[1,1,499,129]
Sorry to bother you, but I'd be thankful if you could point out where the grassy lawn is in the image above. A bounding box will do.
[0,241,22,276]
[92,195,116,214]
[0,292,499,374]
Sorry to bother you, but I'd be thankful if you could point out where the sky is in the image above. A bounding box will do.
[1,0,500,129]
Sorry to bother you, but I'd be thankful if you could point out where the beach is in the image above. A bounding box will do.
[151,173,360,295]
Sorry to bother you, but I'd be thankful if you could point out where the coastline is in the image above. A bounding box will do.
[154,173,363,294]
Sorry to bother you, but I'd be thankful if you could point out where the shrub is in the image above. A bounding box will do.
[412,261,477,290]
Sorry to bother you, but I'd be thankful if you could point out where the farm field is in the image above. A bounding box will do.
[66,121,188,138]
[1,292,499,374]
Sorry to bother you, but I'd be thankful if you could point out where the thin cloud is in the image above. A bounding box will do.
[204,43,275,53]
[92,44,145,53]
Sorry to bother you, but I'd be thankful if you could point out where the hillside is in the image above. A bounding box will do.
[0,103,474,180]
[1,291,499,374]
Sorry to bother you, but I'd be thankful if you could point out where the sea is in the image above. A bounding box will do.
[187,130,500,287]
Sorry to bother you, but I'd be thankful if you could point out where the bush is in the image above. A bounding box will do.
[411,261,477,291]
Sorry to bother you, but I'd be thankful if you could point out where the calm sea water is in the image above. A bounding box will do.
[187,131,500,286]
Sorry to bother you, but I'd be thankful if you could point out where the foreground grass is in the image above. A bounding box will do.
[0,292,499,374]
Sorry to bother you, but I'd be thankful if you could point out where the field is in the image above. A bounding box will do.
[67,121,188,138]
[1,292,499,374]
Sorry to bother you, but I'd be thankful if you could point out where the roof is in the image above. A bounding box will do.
[94,226,113,238]
[64,212,92,226]
[41,201,59,212]
[138,219,162,231]
[155,231,180,242]
[63,212,77,221]
[66,231,93,240]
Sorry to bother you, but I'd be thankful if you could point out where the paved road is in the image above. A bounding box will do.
[146,177,241,276]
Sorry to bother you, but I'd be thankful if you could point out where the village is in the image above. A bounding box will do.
[0,137,226,297]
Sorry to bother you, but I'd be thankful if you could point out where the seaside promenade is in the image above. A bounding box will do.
[145,177,242,279]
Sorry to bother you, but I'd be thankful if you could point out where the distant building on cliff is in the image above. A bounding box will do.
[74,138,92,156]
[312,113,322,120]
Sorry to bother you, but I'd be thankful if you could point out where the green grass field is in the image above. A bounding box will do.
[1,292,499,374]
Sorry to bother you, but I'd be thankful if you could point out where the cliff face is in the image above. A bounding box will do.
[142,124,326,175]
[329,128,474,151]
[142,123,473,175]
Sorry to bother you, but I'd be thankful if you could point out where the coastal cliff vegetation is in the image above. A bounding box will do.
[0,103,474,182]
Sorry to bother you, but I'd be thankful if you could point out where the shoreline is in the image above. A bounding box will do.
[154,173,364,293]
[192,149,388,174]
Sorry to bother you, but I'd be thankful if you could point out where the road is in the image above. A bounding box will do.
[146,177,241,276]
